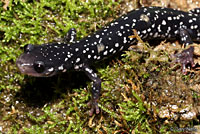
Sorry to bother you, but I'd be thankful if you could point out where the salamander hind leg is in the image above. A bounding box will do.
[82,65,101,116]
[173,46,195,74]
[173,28,195,74]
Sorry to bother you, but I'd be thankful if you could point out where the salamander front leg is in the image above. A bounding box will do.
[173,28,195,74]
[82,65,101,116]
[63,28,77,43]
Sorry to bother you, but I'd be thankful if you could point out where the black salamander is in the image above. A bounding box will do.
[16,7,200,115]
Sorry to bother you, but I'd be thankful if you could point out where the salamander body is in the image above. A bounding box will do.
[16,7,199,115]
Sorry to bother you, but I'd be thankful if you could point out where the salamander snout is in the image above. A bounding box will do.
[16,53,56,77]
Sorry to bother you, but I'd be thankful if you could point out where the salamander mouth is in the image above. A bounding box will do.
[16,59,41,77]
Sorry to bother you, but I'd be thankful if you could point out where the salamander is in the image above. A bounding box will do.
[16,6,199,115]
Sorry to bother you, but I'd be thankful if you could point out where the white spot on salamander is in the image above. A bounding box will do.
[48,68,54,72]
[96,35,100,38]
[58,65,64,70]
[88,55,91,59]
[75,48,79,52]
[103,50,108,55]
[76,58,80,63]
[115,43,119,47]
[162,20,166,25]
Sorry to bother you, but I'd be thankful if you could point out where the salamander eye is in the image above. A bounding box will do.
[24,44,34,53]
[34,61,45,73]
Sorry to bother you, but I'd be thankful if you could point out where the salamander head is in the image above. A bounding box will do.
[16,43,71,77]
